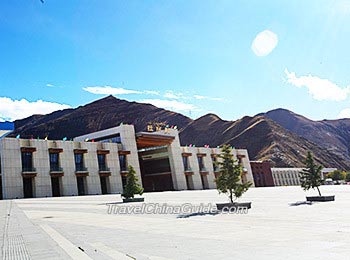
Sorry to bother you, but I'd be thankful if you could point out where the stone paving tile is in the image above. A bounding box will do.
[0,200,71,260]
[2,186,350,259]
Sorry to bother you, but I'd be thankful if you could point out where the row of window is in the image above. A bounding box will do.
[182,155,219,172]
[21,152,128,173]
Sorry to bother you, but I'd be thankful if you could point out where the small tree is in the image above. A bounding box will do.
[122,165,144,199]
[345,172,350,182]
[299,152,323,196]
[215,144,252,203]
[327,170,345,184]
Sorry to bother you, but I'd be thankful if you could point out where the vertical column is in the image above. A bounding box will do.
[104,142,123,193]
[236,149,255,187]
[186,147,202,190]
[119,125,143,187]
[0,138,23,199]
[59,141,78,196]
[167,130,187,190]
[200,147,216,189]
[33,140,52,198]
[83,142,101,195]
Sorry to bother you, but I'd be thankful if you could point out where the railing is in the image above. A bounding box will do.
[75,166,88,172]
[22,167,36,172]
[50,166,63,172]
[199,167,208,172]
[120,166,128,172]
[99,166,110,172]
[184,167,192,172]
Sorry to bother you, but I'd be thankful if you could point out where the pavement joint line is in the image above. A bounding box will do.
[39,224,92,260]
[89,242,135,260]
[2,201,31,260]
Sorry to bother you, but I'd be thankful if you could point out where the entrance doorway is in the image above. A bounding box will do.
[200,174,209,189]
[0,176,2,200]
[185,175,194,190]
[23,177,34,198]
[51,177,61,197]
[100,176,110,194]
[77,177,87,195]
[139,147,174,192]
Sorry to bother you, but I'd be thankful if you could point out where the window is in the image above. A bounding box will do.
[119,154,127,171]
[97,154,107,171]
[75,153,84,171]
[183,156,190,171]
[49,153,60,171]
[212,157,218,172]
[197,157,205,171]
[99,134,122,143]
[21,152,33,171]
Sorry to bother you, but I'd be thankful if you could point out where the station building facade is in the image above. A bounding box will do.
[0,125,254,199]
[271,167,337,186]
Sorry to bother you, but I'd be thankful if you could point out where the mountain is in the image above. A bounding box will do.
[10,96,350,169]
[261,108,350,163]
[12,95,192,140]
[179,114,350,169]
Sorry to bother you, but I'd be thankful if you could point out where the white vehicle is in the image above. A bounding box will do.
[324,178,334,185]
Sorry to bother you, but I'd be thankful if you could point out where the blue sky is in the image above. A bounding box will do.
[1,0,350,121]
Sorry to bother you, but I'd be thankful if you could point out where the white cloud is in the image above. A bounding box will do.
[143,90,160,95]
[338,108,350,118]
[83,86,161,96]
[83,86,224,104]
[284,69,350,101]
[83,86,142,95]
[251,30,278,57]
[0,97,71,121]
[164,91,184,99]
[194,95,223,101]
[46,83,54,87]
[139,99,198,112]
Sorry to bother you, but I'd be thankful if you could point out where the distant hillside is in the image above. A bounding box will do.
[261,108,350,163]
[12,95,193,140]
[179,114,350,169]
[10,96,350,169]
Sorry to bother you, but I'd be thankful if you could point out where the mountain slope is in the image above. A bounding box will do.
[12,95,193,140]
[261,108,350,162]
[10,97,350,169]
[179,114,350,169]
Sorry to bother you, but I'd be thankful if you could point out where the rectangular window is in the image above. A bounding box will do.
[21,152,33,171]
[119,155,127,171]
[74,153,84,171]
[212,157,218,172]
[97,154,107,171]
[197,157,204,171]
[183,156,190,171]
[49,153,60,171]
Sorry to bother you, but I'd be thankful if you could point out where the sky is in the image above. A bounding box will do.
[1,0,350,122]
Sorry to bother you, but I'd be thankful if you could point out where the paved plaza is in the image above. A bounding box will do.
[1,186,350,259]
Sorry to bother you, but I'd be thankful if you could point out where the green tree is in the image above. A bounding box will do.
[215,144,252,203]
[327,170,346,184]
[345,172,350,182]
[299,152,323,196]
[122,165,144,199]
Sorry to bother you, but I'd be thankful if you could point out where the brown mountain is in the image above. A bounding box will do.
[10,96,350,169]
[261,108,350,162]
[179,114,350,169]
[12,95,192,140]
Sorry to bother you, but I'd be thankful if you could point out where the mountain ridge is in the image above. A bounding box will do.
[9,96,350,170]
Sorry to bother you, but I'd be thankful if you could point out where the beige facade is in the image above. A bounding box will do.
[0,125,254,199]
[271,167,337,186]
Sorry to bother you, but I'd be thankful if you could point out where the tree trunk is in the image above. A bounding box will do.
[316,186,322,196]
[229,190,234,204]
